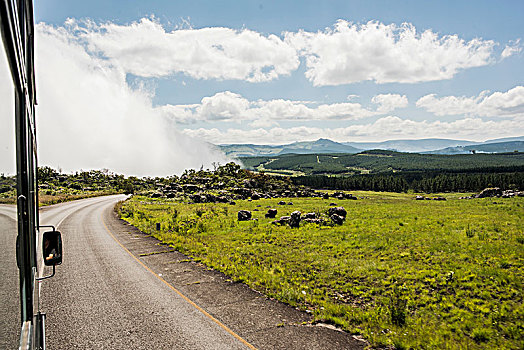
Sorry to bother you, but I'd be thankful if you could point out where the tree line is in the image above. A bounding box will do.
[292,171,524,193]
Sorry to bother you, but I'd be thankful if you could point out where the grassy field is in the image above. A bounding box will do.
[119,192,523,349]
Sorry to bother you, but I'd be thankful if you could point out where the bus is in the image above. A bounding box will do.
[1,0,62,348]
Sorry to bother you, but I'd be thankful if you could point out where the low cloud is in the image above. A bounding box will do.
[285,20,496,85]
[33,24,230,176]
[158,91,406,124]
[416,86,524,118]
[183,116,523,145]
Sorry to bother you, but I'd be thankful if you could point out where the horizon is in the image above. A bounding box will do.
[1,1,523,176]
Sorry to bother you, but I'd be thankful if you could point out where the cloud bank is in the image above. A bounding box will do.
[62,18,504,85]
[183,116,523,145]
[285,20,496,85]
[34,24,230,176]
[157,92,409,125]
[416,86,524,118]
[68,17,299,83]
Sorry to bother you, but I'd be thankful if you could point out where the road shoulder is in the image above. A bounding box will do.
[103,204,367,350]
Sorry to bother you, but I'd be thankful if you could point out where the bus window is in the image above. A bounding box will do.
[0,34,20,349]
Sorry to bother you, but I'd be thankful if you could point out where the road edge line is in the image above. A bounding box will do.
[101,212,258,350]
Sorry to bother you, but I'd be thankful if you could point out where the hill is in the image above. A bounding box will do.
[219,138,361,157]
[220,137,524,157]
[241,150,524,176]
[426,141,524,154]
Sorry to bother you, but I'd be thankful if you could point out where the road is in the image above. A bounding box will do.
[0,205,19,349]
[39,195,252,350]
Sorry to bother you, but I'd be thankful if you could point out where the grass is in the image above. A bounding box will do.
[120,191,523,349]
[0,188,120,206]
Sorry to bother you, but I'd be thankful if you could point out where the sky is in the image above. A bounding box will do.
[1,0,523,175]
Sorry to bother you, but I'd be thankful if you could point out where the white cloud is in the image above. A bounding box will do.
[34,23,230,176]
[68,17,299,82]
[183,116,524,145]
[371,94,408,113]
[416,86,524,118]
[285,20,496,85]
[501,39,522,59]
[158,91,406,124]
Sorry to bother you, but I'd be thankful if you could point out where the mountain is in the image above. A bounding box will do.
[342,138,476,153]
[426,141,524,154]
[219,139,361,157]
[219,137,524,157]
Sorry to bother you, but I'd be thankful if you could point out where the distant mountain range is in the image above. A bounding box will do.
[218,137,524,157]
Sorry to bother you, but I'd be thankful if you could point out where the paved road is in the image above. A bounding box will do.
[0,205,19,349]
[39,195,251,349]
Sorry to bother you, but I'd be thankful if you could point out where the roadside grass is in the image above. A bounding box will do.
[120,191,524,349]
[0,189,120,206]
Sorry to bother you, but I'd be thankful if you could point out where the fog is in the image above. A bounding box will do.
[0,25,230,178]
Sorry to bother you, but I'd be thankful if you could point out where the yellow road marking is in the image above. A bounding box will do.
[101,213,257,350]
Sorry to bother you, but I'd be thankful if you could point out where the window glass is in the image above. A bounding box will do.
[0,37,20,349]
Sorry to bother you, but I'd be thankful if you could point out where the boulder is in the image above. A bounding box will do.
[328,206,347,219]
[237,210,252,221]
[476,187,502,198]
[265,209,278,219]
[303,212,317,220]
[415,195,425,200]
[272,216,291,226]
[330,214,345,225]
[278,201,286,205]
[289,211,301,228]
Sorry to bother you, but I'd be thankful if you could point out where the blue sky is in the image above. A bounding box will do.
[2,1,522,175]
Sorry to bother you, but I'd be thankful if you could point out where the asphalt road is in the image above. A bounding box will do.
[39,195,251,350]
[0,205,19,349]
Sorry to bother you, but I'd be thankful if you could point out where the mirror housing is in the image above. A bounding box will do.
[43,230,62,266]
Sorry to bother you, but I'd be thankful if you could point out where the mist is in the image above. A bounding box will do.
[28,24,230,177]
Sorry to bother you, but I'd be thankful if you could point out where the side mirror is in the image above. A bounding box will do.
[43,230,62,266]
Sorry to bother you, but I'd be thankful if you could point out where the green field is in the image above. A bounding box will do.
[120,192,523,349]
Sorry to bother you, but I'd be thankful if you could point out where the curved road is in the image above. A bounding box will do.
[39,195,252,349]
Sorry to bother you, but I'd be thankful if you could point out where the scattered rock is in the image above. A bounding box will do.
[330,214,345,225]
[328,206,347,219]
[303,212,317,220]
[289,211,301,228]
[265,209,278,219]
[476,187,502,198]
[237,210,252,221]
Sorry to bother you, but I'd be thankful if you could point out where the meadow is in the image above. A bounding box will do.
[123,192,521,348]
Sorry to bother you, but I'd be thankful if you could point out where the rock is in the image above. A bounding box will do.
[237,210,252,221]
[322,193,330,199]
[251,193,260,200]
[329,202,337,206]
[166,192,176,199]
[433,197,446,201]
[328,206,347,219]
[272,216,291,226]
[415,195,425,200]
[303,218,324,225]
[265,209,278,219]
[303,212,317,220]
[476,187,502,198]
[229,201,236,205]
[278,201,286,205]
[150,192,162,198]
[287,202,294,205]
[289,211,301,228]
[330,214,344,225]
